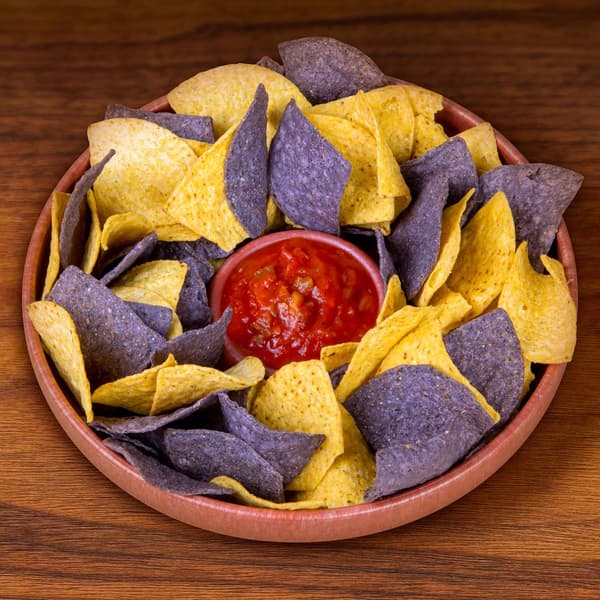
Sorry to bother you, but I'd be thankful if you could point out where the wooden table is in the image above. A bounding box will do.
[2,1,598,598]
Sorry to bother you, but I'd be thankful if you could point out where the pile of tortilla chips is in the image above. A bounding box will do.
[28,36,581,509]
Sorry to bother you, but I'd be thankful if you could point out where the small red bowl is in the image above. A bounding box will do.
[22,85,578,543]
[209,229,386,371]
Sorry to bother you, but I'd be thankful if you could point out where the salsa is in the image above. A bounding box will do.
[221,238,380,370]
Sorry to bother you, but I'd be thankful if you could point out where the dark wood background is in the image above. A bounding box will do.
[1,1,598,598]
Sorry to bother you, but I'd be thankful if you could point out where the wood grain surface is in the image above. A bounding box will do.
[1,1,599,598]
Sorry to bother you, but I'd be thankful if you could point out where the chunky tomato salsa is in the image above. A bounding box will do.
[221,238,380,369]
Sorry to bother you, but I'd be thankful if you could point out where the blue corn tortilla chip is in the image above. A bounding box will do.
[46,266,164,386]
[126,301,172,337]
[256,55,284,75]
[150,240,215,283]
[59,149,115,269]
[375,229,396,286]
[364,421,474,501]
[105,104,214,143]
[162,428,285,502]
[174,256,211,330]
[472,164,583,271]
[91,392,221,436]
[401,137,478,208]
[328,363,348,389]
[443,308,524,424]
[100,232,158,286]
[269,99,351,235]
[386,176,448,300]
[278,37,388,104]
[103,437,231,497]
[345,364,494,452]
[224,84,269,238]
[218,395,325,485]
[152,308,232,367]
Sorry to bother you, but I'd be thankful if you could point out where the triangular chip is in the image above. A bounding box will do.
[81,190,101,274]
[429,285,472,332]
[151,356,265,415]
[447,191,515,317]
[456,122,502,174]
[42,191,69,298]
[250,360,344,491]
[320,341,358,372]
[375,274,406,325]
[166,63,310,138]
[27,301,93,422]
[498,242,576,363]
[99,212,153,253]
[87,117,197,238]
[91,354,177,415]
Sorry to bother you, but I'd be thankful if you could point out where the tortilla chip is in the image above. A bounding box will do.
[91,354,177,415]
[404,85,444,119]
[320,341,358,372]
[456,122,502,174]
[414,191,471,306]
[99,212,153,253]
[447,191,516,317]
[250,360,344,491]
[429,285,472,332]
[87,117,197,236]
[278,36,388,104]
[110,260,187,312]
[375,274,406,325]
[296,405,375,507]
[498,243,576,363]
[411,114,449,157]
[166,63,310,138]
[335,305,428,403]
[151,356,265,415]
[27,301,93,422]
[42,191,70,298]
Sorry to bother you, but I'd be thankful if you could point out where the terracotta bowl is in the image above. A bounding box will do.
[209,229,386,371]
[22,87,578,543]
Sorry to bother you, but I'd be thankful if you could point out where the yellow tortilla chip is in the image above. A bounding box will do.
[377,316,500,422]
[109,284,182,339]
[376,274,407,325]
[87,118,197,238]
[498,243,576,363]
[335,305,428,403]
[522,358,536,398]
[111,260,187,312]
[296,406,375,508]
[27,301,93,422]
[456,122,502,174]
[404,84,444,119]
[100,212,153,252]
[447,191,515,317]
[320,341,358,372]
[166,63,310,138]
[250,360,344,492]
[182,139,212,156]
[91,354,177,415]
[353,91,411,210]
[165,125,249,252]
[42,191,70,298]
[415,191,471,306]
[429,285,472,333]
[210,476,326,510]
[81,190,101,274]
[264,196,285,233]
[152,356,265,415]
[411,113,449,157]
[306,113,397,229]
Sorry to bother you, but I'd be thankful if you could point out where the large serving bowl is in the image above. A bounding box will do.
[22,87,578,542]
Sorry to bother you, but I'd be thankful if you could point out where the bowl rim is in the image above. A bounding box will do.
[209,228,387,370]
[21,83,578,543]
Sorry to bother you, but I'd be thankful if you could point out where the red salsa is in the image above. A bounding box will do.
[221,238,380,370]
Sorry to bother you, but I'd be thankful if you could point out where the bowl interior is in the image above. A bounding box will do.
[21,87,578,542]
